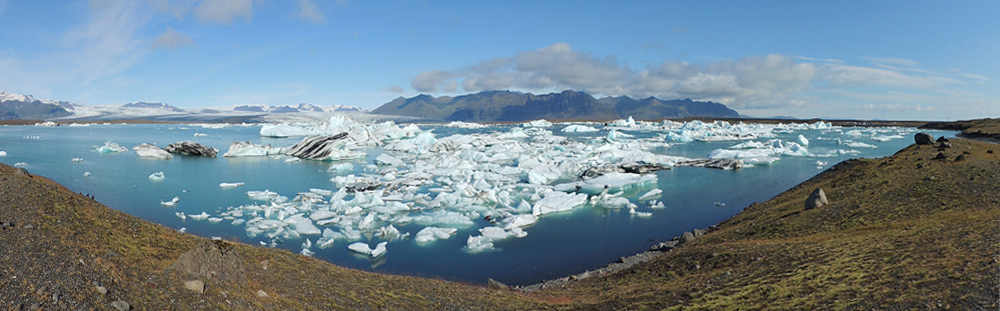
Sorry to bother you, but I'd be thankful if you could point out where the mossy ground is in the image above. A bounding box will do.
[1,122,997,310]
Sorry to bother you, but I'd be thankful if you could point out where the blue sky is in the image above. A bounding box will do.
[0,0,997,120]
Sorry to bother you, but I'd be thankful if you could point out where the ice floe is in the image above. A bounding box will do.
[220,182,245,188]
[148,171,165,181]
[161,196,180,206]
[95,141,128,154]
[223,141,285,157]
[133,143,173,160]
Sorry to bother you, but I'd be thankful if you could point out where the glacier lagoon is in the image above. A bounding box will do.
[0,118,953,285]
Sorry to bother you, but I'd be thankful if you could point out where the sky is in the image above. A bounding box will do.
[0,0,997,120]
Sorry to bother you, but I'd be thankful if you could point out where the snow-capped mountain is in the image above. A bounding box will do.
[1,91,369,122]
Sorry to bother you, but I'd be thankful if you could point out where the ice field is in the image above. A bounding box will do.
[0,117,953,284]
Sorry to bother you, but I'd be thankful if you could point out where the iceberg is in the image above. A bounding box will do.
[0,151,6,156]
[444,121,487,129]
[223,141,284,157]
[148,171,165,181]
[531,191,589,216]
[283,133,362,160]
[521,119,552,127]
[638,189,662,201]
[374,154,405,167]
[348,242,372,255]
[284,214,321,235]
[561,124,599,133]
[327,162,355,174]
[798,134,810,146]
[164,141,218,157]
[414,227,457,244]
[161,196,180,206]
[133,143,173,159]
[370,241,388,257]
[95,141,128,154]
[219,182,245,188]
[71,158,83,163]
[188,212,210,220]
[465,235,495,253]
[553,173,657,195]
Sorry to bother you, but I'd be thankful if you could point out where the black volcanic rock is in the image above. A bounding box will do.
[372,90,739,122]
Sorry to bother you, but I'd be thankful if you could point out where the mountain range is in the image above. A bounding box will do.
[0,91,367,121]
[371,90,739,122]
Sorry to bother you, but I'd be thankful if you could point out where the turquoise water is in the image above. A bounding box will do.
[0,123,954,285]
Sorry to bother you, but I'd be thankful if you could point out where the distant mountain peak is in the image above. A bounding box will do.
[373,90,739,122]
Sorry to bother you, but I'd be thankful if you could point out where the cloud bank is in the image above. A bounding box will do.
[410,43,988,114]
[150,27,194,50]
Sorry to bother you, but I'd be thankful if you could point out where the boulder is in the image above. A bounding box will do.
[914,133,934,145]
[165,141,218,157]
[15,168,31,177]
[933,152,948,160]
[937,140,952,149]
[693,228,704,237]
[183,280,205,294]
[681,231,696,244]
[487,278,509,290]
[165,240,246,283]
[805,188,829,210]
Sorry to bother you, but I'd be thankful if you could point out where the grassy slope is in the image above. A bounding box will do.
[0,165,548,310]
[540,138,999,310]
[1,128,997,309]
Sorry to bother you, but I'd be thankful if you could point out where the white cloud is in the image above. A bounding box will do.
[194,0,253,25]
[63,1,155,83]
[296,0,324,23]
[960,73,992,81]
[411,43,819,109]
[150,27,194,50]
[863,57,922,68]
[384,85,403,93]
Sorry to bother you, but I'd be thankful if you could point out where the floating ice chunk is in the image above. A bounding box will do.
[445,121,487,129]
[521,119,552,127]
[317,228,344,249]
[465,235,495,253]
[35,121,58,127]
[606,129,633,141]
[816,161,828,166]
[411,132,438,146]
[798,134,809,146]
[83,172,91,177]
[348,242,372,254]
[247,190,279,201]
[561,125,599,132]
[502,214,538,230]
[553,173,657,195]
[666,131,693,143]
[284,214,321,235]
[629,208,653,217]
[223,141,284,157]
[327,162,354,174]
[161,196,180,206]
[729,141,766,149]
[148,171,165,181]
[208,217,224,223]
[13,162,27,167]
[132,143,173,159]
[0,151,6,156]
[260,125,315,138]
[231,219,246,226]
[595,196,634,209]
[340,226,362,241]
[374,154,405,167]
[410,210,475,228]
[175,212,186,220]
[71,158,83,163]
[300,248,315,257]
[531,191,589,216]
[194,133,207,137]
[178,227,186,233]
[708,149,779,165]
[638,189,662,201]
[284,158,301,163]
[370,242,388,257]
[375,225,402,241]
[414,227,457,244]
[96,141,128,154]
[358,212,379,230]
[219,182,245,188]
[188,212,210,220]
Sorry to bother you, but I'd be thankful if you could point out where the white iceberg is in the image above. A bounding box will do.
[132,143,173,160]
[148,171,165,181]
[561,124,599,133]
[531,191,589,216]
[260,125,315,138]
[161,196,180,206]
[95,141,128,154]
[223,141,284,157]
[0,151,6,156]
[465,235,495,253]
[348,242,372,255]
[219,182,245,188]
[414,227,457,244]
[553,173,657,195]
[521,119,552,127]
[70,158,83,163]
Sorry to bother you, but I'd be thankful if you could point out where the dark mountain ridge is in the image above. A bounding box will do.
[372,90,739,122]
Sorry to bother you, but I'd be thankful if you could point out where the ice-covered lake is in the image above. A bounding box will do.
[0,117,953,285]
